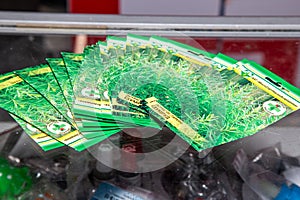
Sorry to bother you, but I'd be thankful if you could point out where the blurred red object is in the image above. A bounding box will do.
[69,0,119,14]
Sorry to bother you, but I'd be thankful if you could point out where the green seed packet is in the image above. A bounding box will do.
[234,59,300,111]
[61,52,85,93]
[115,35,300,151]
[14,62,108,150]
[0,73,63,151]
[10,114,64,151]
[97,40,136,113]
[15,64,74,125]
[66,48,112,115]
[0,73,92,151]
[61,51,113,121]
[98,41,109,63]
[97,37,148,115]
[106,36,126,59]
[46,57,124,144]
[60,52,93,122]
[104,35,164,111]
[71,37,161,134]
[47,58,75,111]
[62,46,131,138]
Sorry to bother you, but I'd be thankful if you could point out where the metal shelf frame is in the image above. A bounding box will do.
[0,11,300,37]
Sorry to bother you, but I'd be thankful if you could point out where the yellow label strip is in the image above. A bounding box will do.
[58,130,82,145]
[28,67,52,76]
[145,97,207,145]
[175,53,210,67]
[234,63,300,110]
[58,60,65,66]
[244,63,300,104]
[118,91,143,106]
[72,55,83,61]
[76,97,110,107]
[0,73,15,81]
[0,76,23,90]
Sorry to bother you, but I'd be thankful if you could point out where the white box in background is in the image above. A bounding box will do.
[120,0,220,16]
[225,0,300,16]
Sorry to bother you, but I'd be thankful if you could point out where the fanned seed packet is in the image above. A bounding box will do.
[11,114,64,151]
[0,74,86,151]
[0,73,63,151]
[47,58,75,112]
[110,35,300,151]
[15,64,74,125]
[0,34,299,152]
[72,37,162,135]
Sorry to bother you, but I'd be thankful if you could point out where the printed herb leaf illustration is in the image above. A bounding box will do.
[15,64,74,124]
[0,74,86,151]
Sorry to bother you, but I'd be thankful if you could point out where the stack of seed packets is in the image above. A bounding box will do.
[0,34,299,152]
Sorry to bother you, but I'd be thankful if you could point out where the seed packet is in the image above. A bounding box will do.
[46,57,127,144]
[0,73,63,151]
[116,35,300,151]
[97,40,137,113]
[61,47,137,138]
[14,62,109,150]
[47,58,75,111]
[61,51,118,126]
[61,52,85,93]
[97,38,150,115]
[15,64,74,125]
[71,38,161,133]
[64,47,121,120]
[10,114,64,151]
[0,73,93,151]
[2,34,298,153]
[234,59,300,110]
[66,48,112,115]
[104,35,165,112]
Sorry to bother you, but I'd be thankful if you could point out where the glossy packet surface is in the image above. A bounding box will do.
[118,35,300,151]
[0,73,93,151]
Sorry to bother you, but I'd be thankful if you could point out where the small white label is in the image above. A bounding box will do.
[263,100,286,116]
[81,87,101,99]
[26,123,39,133]
[47,121,71,135]
[67,111,74,119]
[103,90,109,100]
